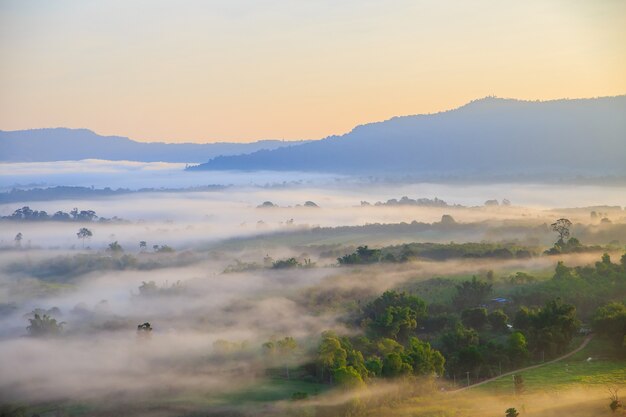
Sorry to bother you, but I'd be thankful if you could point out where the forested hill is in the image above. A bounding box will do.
[189,96,626,176]
[0,128,307,163]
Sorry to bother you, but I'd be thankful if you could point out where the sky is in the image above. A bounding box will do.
[0,0,625,143]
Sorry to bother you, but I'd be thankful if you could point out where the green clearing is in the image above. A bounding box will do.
[25,378,330,417]
[476,337,626,394]
[215,378,329,404]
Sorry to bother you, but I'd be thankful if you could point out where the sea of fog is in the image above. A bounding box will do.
[1,160,625,208]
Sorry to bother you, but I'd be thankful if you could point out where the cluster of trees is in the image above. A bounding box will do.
[1,206,123,223]
[27,313,65,337]
[337,246,383,265]
[513,299,580,357]
[136,280,186,297]
[513,253,626,318]
[8,249,194,282]
[315,332,444,387]
[366,196,455,207]
[593,302,626,357]
[305,263,590,387]
[337,242,535,265]
[272,257,314,269]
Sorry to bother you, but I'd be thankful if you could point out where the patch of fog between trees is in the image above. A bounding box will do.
[0,263,343,402]
[0,251,610,403]
[1,193,622,251]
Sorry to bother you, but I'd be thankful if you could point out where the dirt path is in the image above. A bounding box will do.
[449,334,594,393]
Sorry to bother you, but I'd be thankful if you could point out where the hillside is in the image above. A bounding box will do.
[189,96,626,176]
[0,128,307,163]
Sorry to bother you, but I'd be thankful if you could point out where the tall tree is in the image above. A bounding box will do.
[550,218,572,242]
[76,227,93,249]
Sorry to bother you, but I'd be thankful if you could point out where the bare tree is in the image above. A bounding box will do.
[609,386,622,413]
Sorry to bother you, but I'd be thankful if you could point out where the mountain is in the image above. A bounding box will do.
[0,128,307,163]
[189,96,626,177]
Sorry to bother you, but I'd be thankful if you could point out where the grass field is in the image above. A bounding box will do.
[476,337,626,395]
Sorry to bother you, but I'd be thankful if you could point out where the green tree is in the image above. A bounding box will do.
[457,346,483,377]
[382,352,411,377]
[365,356,383,376]
[318,332,347,383]
[405,336,445,376]
[505,407,520,417]
[593,302,626,355]
[453,276,492,310]
[333,366,365,388]
[488,310,509,332]
[362,291,426,341]
[461,307,488,330]
[507,331,529,366]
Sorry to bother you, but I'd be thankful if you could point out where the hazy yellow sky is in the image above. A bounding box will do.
[1,0,625,143]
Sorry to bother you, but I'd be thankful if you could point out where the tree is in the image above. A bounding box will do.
[382,352,411,377]
[362,291,426,341]
[489,310,509,332]
[333,366,365,388]
[272,258,300,269]
[551,218,572,241]
[318,332,347,383]
[27,313,64,337]
[508,332,529,366]
[453,276,492,310]
[76,227,93,249]
[139,241,147,251]
[337,245,382,265]
[505,408,519,417]
[14,232,22,248]
[405,336,445,376]
[516,299,580,357]
[609,387,623,413]
[457,346,483,376]
[137,322,153,339]
[593,302,626,355]
[276,336,298,379]
[461,307,488,330]
[107,241,123,253]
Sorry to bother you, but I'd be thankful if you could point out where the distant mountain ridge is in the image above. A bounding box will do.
[0,128,308,163]
[189,96,626,177]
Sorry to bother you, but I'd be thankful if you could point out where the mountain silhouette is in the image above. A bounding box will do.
[189,96,626,177]
[0,128,307,163]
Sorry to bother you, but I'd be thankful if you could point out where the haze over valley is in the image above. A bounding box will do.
[1,1,625,416]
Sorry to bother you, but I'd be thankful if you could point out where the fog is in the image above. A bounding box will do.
[0,163,624,415]
[2,160,626,208]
